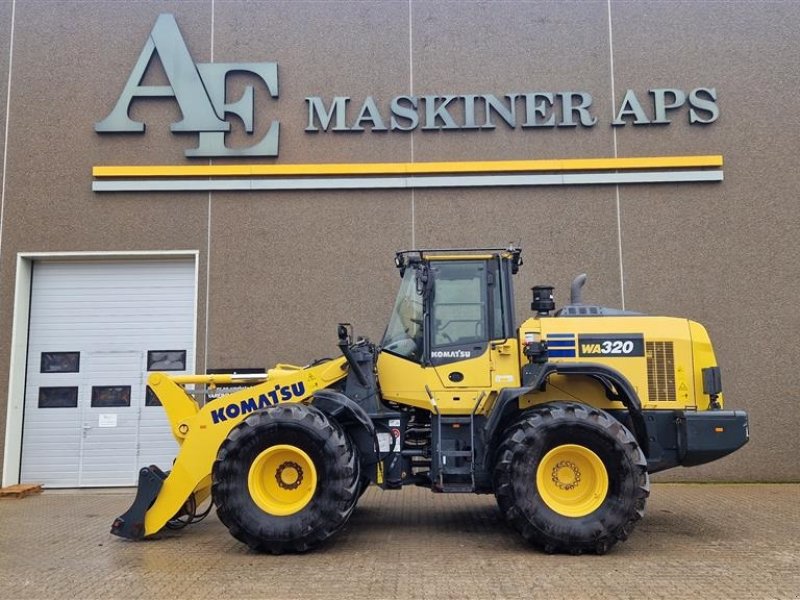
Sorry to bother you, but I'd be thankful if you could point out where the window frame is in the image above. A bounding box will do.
[40,351,81,374]
[90,385,132,408]
[428,260,490,350]
[37,386,79,408]
[147,350,187,372]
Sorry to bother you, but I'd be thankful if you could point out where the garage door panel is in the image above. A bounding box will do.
[21,258,196,488]
[24,373,81,385]
[81,434,139,448]
[81,434,139,449]
[81,450,138,462]
[21,447,82,460]
[21,433,82,446]
[21,410,81,426]
[23,405,81,419]
[21,446,82,458]
[80,474,136,487]
[26,474,80,487]
[29,302,195,316]
[20,407,81,480]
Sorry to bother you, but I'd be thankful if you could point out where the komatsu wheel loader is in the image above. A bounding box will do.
[112,248,748,555]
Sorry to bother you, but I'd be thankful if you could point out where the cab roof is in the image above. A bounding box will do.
[394,247,522,274]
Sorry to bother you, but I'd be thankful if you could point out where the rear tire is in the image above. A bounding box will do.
[493,402,649,554]
[212,403,359,553]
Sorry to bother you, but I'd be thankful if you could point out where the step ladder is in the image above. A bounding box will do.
[428,390,485,493]
[436,415,475,492]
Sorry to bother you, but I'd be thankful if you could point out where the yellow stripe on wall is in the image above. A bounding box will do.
[93,155,723,179]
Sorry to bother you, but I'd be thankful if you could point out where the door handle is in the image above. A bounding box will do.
[448,371,464,383]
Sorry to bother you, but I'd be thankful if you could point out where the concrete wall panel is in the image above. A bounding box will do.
[414,186,623,320]
[411,1,615,162]
[215,1,412,165]
[611,1,800,480]
[206,1,414,369]
[3,1,211,247]
[205,190,410,369]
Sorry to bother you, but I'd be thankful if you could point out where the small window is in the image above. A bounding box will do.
[91,386,131,408]
[38,387,78,408]
[40,352,80,373]
[147,350,187,371]
[145,387,161,407]
[381,268,424,362]
[491,267,505,340]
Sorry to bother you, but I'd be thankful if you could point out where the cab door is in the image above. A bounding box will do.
[428,260,492,389]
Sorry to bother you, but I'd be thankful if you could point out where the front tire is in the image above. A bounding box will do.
[212,403,359,553]
[493,402,649,554]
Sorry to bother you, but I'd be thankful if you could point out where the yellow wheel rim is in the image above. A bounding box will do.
[247,444,317,516]
[535,444,609,517]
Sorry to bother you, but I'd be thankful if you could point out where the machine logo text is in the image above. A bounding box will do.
[431,349,472,359]
[210,382,306,424]
[578,334,645,357]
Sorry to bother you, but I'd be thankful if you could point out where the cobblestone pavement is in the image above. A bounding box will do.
[0,484,798,600]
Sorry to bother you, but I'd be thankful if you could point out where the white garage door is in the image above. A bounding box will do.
[20,258,196,487]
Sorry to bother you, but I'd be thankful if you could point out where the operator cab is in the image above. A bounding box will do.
[381,248,521,366]
[376,248,523,492]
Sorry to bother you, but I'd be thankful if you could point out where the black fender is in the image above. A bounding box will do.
[480,386,536,480]
[485,362,649,460]
[310,389,379,468]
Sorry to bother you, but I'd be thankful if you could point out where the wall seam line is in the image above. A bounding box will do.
[607,0,625,310]
[409,0,415,249]
[0,0,17,268]
[204,0,215,374]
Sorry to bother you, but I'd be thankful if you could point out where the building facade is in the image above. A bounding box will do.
[1,1,797,486]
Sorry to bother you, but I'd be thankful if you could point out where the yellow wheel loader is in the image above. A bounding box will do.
[112,247,748,554]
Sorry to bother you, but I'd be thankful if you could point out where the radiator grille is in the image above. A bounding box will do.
[646,341,676,402]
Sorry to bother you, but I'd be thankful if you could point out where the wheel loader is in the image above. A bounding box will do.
[112,247,748,554]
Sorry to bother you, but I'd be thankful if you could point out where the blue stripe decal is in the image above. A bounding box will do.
[547,340,576,348]
[548,349,576,358]
[547,333,575,339]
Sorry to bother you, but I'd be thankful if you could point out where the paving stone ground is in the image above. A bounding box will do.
[0,484,797,600]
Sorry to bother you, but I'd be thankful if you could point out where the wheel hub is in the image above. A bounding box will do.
[535,444,609,518]
[551,460,581,491]
[275,461,304,490]
[247,445,318,516]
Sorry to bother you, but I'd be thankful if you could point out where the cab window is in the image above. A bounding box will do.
[381,268,423,361]
[430,261,487,348]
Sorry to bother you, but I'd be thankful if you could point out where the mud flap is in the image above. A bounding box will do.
[111,465,168,539]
